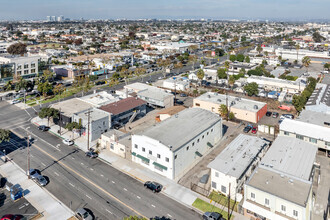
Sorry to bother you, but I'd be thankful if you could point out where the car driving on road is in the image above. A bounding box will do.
[29,169,41,179]
[38,125,50,131]
[144,181,162,193]
[75,208,94,220]
[62,139,74,146]
[34,175,48,186]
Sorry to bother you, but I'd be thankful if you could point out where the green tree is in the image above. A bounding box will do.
[323,63,330,71]
[244,82,259,96]
[236,54,245,62]
[37,81,52,97]
[120,67,130,85]
[229,112,235,120]
[295,44,300,63]
[135,67,146,82]
[157,58,171,78]
[188,55,198,70]
[65,122,82,140]
[229,55,236,62]
[7,42,27,55]
[302,56,311,73]
[244,56,250,63]
[292,94,305,112]
[215,48,225,57]
[123,216,147,220]
[196,69,205,85]
[38,107,59,126]
[312,31,326,43]
[217,68,227,79]
[256,45,263,55]
[0,129,11,143]
[218,104,228,120]
[15,77,28,92]
[228,75,235,88]
[53,84,64,95]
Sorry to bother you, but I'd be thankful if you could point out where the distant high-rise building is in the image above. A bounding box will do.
[46,16,51,22]
[51,16,56,21]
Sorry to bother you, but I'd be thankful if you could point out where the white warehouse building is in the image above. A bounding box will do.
[131,108,222,180]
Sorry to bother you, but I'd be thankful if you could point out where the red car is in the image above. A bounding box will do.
[251,127,257,134]
[1,215,24,220]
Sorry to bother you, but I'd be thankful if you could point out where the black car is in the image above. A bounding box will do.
[266,111,272,117]
[38,125,50,131]
[272,112,279,118]
[243,125,252,133]
[144,181,162,193]
[95,81,106,85]
[203,212,224,220]
[86,151,98,158]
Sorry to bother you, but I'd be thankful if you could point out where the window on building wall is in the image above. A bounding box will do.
[24,64,28,69]
[195,103,200,106]
[281,205,286,212]
[134,144,138,149]
[207,132,209,135]
[149,150,152,155]
[157,154,161,159]
[265,198,269,206]
[293,210,298,217]
[186,146,189,150]
[154,165,163,172]
[202,135,204,139]
[211,129,213,132]
[31,69,35,73]
[197,139,200,143]
[31,63,35,68]
[251,192,255,199]
[24,70,28,74]
[215,172,219,177]
[174,155,177,159]
[110,143,114,150]
[142,147,145,152]
[165,157,169,162]
[284,131,289,136]
[212,181,217,188]
[296,134,304,140]
[17,65,22,70]
[309,138,317,144]
[326,142,330,146]
[221,185,226,194]
[192,142,195,146]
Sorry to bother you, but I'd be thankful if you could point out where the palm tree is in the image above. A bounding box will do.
[135,67,146,82]
[188,55,198,70]
[295,44,300,64]
[218,104,228,120]
[302,56,311,73]
[120,67,130,85]
[256,45,263,55]
[228,75,235,89]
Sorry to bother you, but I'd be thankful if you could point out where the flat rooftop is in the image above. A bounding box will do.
[158,106,186,116]
[297,110,330,127]
[137,108,221,151]
[247,166,312,207]
[74,108,110,121]
[247,75,306,87]
[260,136,317,180]
[51,98,94,117]
[207,134,269,179]
[137,88,173,101]
[99,97,146,115]
[78,91,120,107]
[195,92,266,113]
[280,118,330,143]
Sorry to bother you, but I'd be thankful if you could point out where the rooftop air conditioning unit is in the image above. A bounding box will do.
[254,105,258,109]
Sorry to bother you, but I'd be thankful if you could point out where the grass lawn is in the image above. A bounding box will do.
[192,198,234,220]
[209,191,238,212]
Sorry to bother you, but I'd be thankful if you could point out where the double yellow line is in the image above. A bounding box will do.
[14,132,147,219]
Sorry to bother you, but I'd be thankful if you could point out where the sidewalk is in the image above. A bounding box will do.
[32,116,248,219]
[0,161,74,220]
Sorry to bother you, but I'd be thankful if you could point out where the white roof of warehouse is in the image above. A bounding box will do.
[260,136,317,180]
[207,134,269,179]
[137,108,221,151]
[195,92,266,112]
[280,118,330,142]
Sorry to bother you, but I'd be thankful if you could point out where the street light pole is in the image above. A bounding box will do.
[26,127,31,179]
[85,110,93,151]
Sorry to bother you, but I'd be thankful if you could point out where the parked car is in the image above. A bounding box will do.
[278,119,283,124]
[282,114,294,119]
[180,93,187,97]
[95,81,106,85]
[175,100,184,105]
[34,175,48,186]
[251,127,257,134]
[243,125,252,133]
[86,151,98,158]
[144,181,162,193]
[62,139,74,146]
[38,125,50,132]
[1,215,24,220]
[272,112,279,118]
[203,212,224,220]
[29,169,41,179]
[265,111,272,117]
[75,208,94,220]
[11,99,21,105]
[5,93,14,98]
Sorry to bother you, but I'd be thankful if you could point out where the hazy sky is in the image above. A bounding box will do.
[0,0,329,20]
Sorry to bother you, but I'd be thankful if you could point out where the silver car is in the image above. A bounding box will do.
[75,208,94,220]
[35,175,48,186]
[29,169,41,179]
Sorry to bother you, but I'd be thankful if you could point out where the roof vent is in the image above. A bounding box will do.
[289,179,294,184]
[280,174,285,178]
[254,105,258,109]
[207,95,211,98]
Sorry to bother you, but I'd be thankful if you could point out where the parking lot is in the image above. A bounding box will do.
[0,175,38,219]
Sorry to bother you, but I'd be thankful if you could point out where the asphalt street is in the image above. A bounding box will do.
[0,102,201,220]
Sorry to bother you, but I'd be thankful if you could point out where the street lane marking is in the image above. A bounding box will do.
[41,162,46,166]
[21,127,61,151]
[105,209,112,214]
[81,163,84,165]
[151,204,155,208]
[54,172,59,176]
[86,194,92,200]
[111,181,115,184]
[137,196,141,199]
[90,168,94,171]
[69,183,75,187]
[100,174,104,177]
[15,133,147,219]
[19,205,25,209]
[71,157,75,160]
[167,214,172,218]
[123,188,127,191]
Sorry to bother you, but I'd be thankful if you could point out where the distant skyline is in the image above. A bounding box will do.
[0,0,329,21]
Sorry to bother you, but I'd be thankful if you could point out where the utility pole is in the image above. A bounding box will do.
[228,183,231,219]
[59,108,62,135]
[85,110,93,151]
